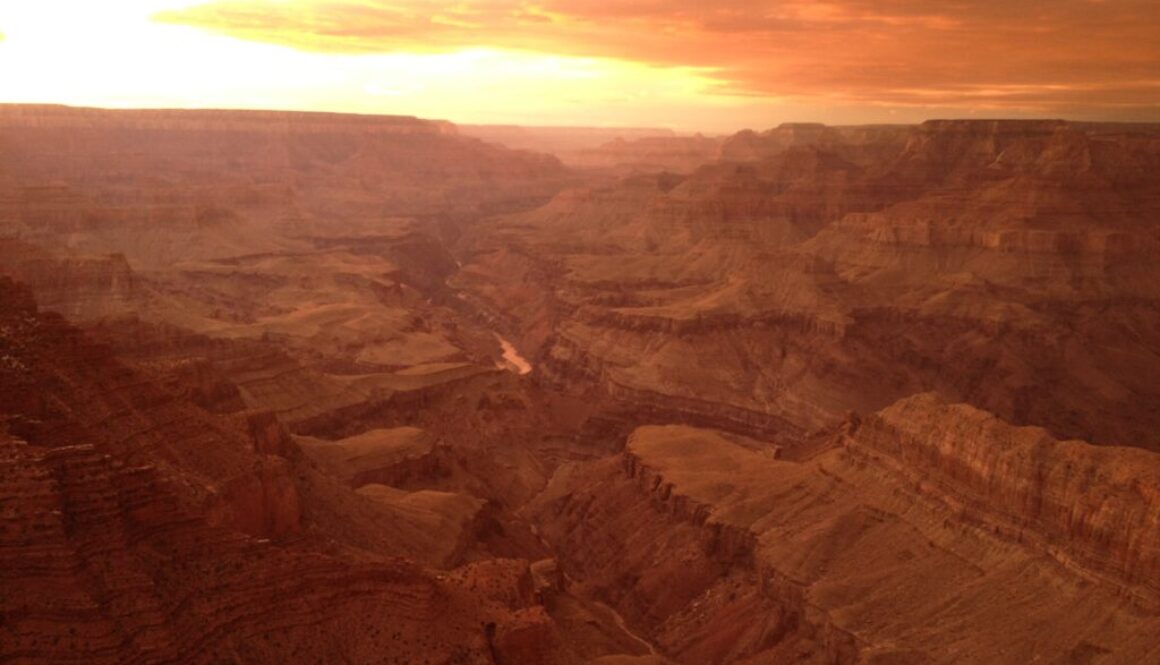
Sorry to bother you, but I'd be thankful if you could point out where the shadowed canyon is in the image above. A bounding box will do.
[1,105,1158,664]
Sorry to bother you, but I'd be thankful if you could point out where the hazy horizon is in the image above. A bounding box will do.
[10,100,1151,138]
[1,1,1156,134]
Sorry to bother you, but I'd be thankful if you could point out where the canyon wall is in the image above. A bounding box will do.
[0,268,660,663]
[458,119,1160,450]
[532,395,1160,663]
[0,103,571,269]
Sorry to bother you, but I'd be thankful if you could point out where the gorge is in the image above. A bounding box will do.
[1,105,1157,665]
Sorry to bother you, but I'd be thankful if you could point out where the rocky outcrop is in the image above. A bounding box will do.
[0,432,565,664]
[532,403,1160,663]
[297,426,442,488]
[204,461,303,539]
[570,135,726,174]
[0,238,140,320]
[847,393,1160,608]
[357,484,488,568]
[717,123,909,165]
[530,434,853,664]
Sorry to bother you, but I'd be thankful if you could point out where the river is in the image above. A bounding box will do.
[496,335,533,375]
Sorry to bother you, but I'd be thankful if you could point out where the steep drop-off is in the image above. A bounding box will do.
[458,120,1160,450]
[0,274,672,664]
[531,394,1160,664]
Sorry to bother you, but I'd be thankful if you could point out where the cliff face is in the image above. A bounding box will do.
[0,104,570,268]
[0,429,591,665]
[1,434,422,663]
[0,238,139,320]
[717,122,909,166]
[531,396,1160,664]
[849,393,1159,604]
[887,119,1160,188]
[568,135,726,174]
[0,270,678,662]
[0,274,665,663]
[458,119,1160,450]
[0,277,487,662]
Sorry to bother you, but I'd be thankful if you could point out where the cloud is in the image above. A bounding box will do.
[154,0,1160,115]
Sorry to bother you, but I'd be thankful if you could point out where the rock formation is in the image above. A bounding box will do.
[0,104,570,268]
[569,135,726,174]
[2,106,1158,663]
[0,273,663,663]
[460,125,681,165]
[531,395,1160,663]
[458,119,1160,451]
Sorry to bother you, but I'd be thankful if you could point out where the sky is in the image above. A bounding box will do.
[0,1,1157,133]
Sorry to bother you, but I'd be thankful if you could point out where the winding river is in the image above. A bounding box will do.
[496,335,533,375]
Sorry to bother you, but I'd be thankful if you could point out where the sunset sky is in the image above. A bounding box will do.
[1,1,1157,132]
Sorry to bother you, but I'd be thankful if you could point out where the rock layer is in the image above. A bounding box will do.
[532,395,1160,663]
[459,119,1160,450]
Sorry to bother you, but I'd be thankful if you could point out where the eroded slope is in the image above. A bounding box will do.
[531,394,1160,664]
[458,120,1160,450]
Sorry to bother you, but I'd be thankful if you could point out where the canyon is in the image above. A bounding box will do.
[1,105,1157,664]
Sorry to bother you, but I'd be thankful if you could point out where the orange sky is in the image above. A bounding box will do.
[1,1,1157,132]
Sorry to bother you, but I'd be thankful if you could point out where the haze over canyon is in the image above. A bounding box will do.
[0,104,1158,665]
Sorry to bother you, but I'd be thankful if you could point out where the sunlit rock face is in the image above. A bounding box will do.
[530,395,1160,664]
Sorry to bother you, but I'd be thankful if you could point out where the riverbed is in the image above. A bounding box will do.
[496,335,532,375]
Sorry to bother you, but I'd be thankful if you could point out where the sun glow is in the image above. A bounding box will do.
[0,0,744,129]
[1,0,1155,130]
